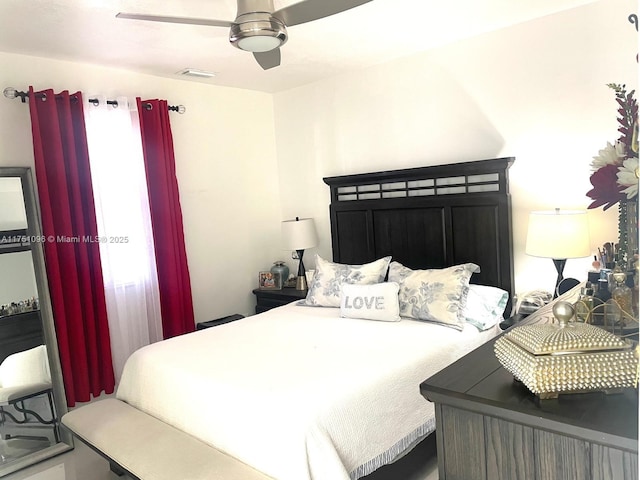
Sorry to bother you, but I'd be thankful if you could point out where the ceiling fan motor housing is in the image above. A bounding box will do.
[229,12,288,52]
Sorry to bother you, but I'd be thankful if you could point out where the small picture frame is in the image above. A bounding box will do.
[258,271,281,290]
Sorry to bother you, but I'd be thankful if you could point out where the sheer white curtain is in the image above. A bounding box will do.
[83,96,163,381]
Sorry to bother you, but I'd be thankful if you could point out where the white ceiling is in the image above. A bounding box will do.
[0,0,595,93]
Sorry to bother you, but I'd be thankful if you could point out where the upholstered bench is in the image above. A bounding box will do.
[61,398,272,480]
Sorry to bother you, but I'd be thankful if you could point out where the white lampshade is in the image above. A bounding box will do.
[281,217,318,251]
[525,209,591,259]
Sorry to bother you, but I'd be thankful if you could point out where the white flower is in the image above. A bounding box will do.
[591,141,625,171]
[617,156,639,199]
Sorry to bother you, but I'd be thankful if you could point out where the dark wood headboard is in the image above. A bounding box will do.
[323,158,515,313]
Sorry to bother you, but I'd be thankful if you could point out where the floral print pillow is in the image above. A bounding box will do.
[388,262,480,330]
[303,255,392,307]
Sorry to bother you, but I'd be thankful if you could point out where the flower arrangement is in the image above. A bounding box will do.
[587,84,638,210]
[587,84,638,269]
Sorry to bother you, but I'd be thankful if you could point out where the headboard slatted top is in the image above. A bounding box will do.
[323,157,515,313]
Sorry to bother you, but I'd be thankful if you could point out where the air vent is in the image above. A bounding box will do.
[177,68,216,78]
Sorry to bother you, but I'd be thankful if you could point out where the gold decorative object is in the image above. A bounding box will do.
[494,301,639,399]
[574,295,639,338]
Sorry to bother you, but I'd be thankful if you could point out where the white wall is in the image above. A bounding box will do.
[273,0,636,296]
[0,52,282,321]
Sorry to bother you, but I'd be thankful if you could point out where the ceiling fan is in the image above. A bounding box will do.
[117,0,373,70]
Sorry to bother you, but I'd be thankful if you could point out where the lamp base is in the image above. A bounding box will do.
[295,275,307,291]
[296,249,307,290]
[552,258,567,298]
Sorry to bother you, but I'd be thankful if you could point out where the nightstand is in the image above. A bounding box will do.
[252,288,307,314]
[498,312,529,330]
[420,338,638,480]
[196,314,244,330]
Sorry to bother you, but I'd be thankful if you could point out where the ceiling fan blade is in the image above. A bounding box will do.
[116,13,233,28]
[253,49,281,70]
[273,0,373,27]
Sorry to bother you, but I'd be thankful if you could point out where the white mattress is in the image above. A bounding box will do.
[117,302,499,480]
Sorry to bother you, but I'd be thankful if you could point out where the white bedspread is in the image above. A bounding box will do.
[117,303,498,480]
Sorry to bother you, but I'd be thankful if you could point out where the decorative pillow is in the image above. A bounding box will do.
[340,282,401,322]
[463,284,509,331]
[304,255,392,307]
[388,261,480,330]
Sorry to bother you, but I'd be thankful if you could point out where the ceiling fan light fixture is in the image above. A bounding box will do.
[237,35,282,52]
[229,13,287,52]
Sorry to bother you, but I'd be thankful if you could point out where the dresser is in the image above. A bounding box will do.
[0,310,44,364]
[420,337,639,480]
[252,288,307,314]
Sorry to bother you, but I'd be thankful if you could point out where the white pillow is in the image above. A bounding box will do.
[463,284,509,331]
[340,282,401,322]
[304,255,392,307]
[388,261,480,330]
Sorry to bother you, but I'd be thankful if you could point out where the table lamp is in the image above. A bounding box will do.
[525,208,591,297]
[282,217,318,290]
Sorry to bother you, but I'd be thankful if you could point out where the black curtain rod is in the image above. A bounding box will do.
[2,87,186,114]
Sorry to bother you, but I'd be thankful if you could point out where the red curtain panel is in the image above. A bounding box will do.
[28,87,115,406]
[137,98,195,338]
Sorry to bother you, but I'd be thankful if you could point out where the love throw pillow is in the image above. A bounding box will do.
[340,282,400,322]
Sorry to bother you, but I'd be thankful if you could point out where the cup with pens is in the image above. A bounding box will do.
[596,242,617,270]
[590,242,616,301]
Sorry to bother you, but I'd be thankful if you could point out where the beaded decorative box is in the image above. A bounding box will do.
[494,301,638,399]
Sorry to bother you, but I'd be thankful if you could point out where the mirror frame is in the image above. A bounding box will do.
[0,167,72,477]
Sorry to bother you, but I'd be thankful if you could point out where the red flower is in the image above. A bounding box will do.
[587,164,626,210]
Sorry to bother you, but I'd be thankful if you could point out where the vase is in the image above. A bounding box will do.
[617,199,639,320]
[618,199,639,271]
[270,261,289,285]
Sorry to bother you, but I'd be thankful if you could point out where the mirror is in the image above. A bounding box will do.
[0,168,72,476]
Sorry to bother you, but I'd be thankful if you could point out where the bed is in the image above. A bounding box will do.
[65,157,516,480]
